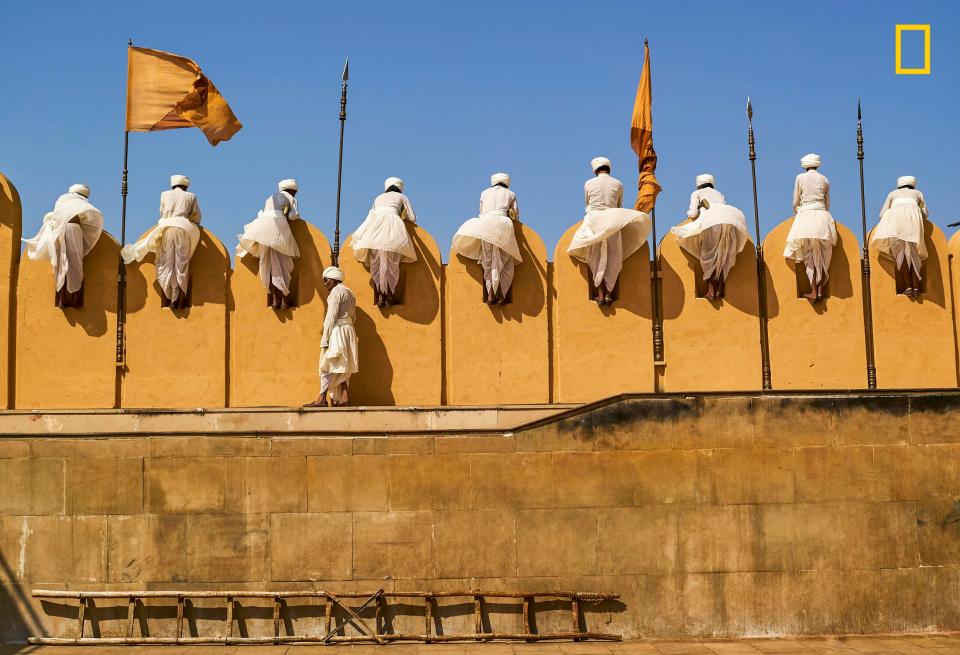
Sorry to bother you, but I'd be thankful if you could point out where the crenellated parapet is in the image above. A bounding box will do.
[3,170,960,409]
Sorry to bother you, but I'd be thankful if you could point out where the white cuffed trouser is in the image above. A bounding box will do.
[584,232,623,290]
[480,242,515,297]
[259,247,295,296]
[320,372,350,402]
[156,227,192,302]
[369,249,402,295]
[56,222,85,293]
[698,223,741,282]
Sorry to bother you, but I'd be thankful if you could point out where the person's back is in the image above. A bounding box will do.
[161,187,201,223]
[263,190,299,218]
[794,169,830,209]
[584,173,623,212]
[328,283,356,320]
[480,185,517,216]
[884,187,925,210]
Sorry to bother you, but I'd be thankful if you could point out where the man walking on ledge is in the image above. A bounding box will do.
[305,266,358,407]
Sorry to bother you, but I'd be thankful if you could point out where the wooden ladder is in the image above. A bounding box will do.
[29,589,621,645]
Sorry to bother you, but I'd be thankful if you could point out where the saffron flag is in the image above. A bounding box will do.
[630,41,661,212]
[126,46,242,146]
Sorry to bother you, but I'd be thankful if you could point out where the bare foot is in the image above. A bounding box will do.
[802,291,818,301]
[604,295,614,305]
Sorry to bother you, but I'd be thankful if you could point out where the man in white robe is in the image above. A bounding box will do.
[783,154,837,302]
[670,174,749,300]
[452,173,522,304]
[350,177,418,308]
[23,183,103,308]
[122,174,202,309]
[305,267,359,407]
[567,157,651,304]
[871,176,929,296]
[237,179,301,309]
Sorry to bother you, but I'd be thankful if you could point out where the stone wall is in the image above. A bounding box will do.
[1,392,959,641]
[5,171,960,409]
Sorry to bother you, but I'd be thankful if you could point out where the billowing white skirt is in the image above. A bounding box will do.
[121,216,201,264]
[872,201,927,261]
[568,207,651,262]
[24,204,103,268]
[671,203,749,252]
[452,210,523,263]
[237,210,300,259]
[351,207,417,263]
[784,204,837,262]
[320,319,359,375]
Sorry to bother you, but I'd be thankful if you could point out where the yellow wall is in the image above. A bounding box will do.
[552,221,653,401]
[15,233,120,408]
[446,222,550,404]
[0,174,20,409]
[659,224,761,391]
[765,218,867,389]
[122,228,229,408]
[230,220,330,407]
[870,221,956,388]
[341,222,443,405]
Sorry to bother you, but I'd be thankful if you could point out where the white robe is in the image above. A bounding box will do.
[783,170,837,284]
[350,191,417,294]
[319,284,359,400]
[671,187,749,282]
[567,173,651,289]
[122,188,202,302]
[23,192,103,293]
[872,187,928,276]
[452,186,522,296]
[237,191,301,295]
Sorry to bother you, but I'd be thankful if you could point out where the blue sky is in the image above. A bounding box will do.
[3,1,958,258]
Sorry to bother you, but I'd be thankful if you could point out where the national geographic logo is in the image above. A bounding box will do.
[895,24,931,74]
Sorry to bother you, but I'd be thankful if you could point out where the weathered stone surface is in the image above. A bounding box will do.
[0,458,63,515]
[470,452,554,509]
[433,509,517,578]
[65,458,143,515]
[23,515,106,583]
[517,509,597,577]
[270,513,351,581]
[106,514,188,582]
[144,457,225,513]
[352,511,433,580]
[228,456,307,513]
[388,454,471,511]
[187,514,270,582]
[307,455,388,512]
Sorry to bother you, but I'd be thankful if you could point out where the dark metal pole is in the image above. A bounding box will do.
[857,100,878,388]
[333,58,349,265]
[747,98,772,389]
[651,207,664,366]
[116,39,132,367]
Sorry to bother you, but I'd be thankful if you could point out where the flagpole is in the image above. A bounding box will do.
[746,98,772,389]
[116,39,132,368]
[333,58,349,265]
[857,100,878,388]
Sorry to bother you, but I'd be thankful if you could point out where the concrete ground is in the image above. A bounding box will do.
[2,635,960,655]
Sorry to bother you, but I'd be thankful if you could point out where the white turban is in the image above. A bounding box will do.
[69,184,90,198]
[800,154,821,169]
[591,157,611,172]
[384,177,404,192]
[170,174,191,188]
[695,174,715,188]
[322,266,344,281]
[490,172,511,187]
[279,178,298,192]
[897,175,917,188]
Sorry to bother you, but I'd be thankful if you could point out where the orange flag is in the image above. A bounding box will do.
[126,46,242,146]
[630,41,661,212]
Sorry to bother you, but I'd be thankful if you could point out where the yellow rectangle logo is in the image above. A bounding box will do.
[896,24,931,74]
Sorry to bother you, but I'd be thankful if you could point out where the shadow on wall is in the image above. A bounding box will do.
[765,220,856,320]
[125,229,229,316]
[457,222,546,323]
[0,552,44,643]
[659,235,760,320]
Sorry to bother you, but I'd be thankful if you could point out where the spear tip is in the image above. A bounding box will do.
[857,98,862,120]
[644,37,648,46]
[128,38,133,47]
[342,58,349,81]
[746,96,753,120]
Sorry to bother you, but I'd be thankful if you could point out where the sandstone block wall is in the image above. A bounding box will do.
[1,392,960,641]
